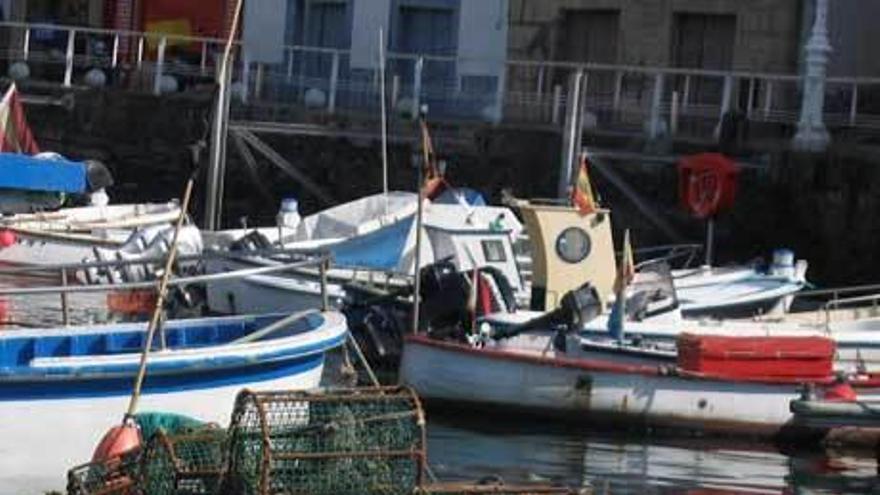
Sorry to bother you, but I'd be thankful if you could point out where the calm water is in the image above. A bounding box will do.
[3,276,879,494]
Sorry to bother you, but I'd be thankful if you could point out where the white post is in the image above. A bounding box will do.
[200,42,208,76]
[714,75,734,140]
[64,29,76,87]
[111,34,120,68]
[328,51,340,113]
[286,48,295,83]
[746,78,756,119]
[670,90,680,136]
[648,72,664,140]
[412,57,424,120]
[793,0,832,152]
[379,28,389,199]
[137,37,144,69]
[612,71,623,114]
[153,37,167,95]
[558,70,584,198]
[763,80,774,119]
[22,28,30,61]
[392,75,400,110]
[241,52,250,103]
[682,75,691,109]
[536,65,545,96]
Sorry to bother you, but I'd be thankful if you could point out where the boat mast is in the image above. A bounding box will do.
[205,0,245,230]
[379,27,390,213]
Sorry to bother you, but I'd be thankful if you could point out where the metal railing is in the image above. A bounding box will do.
[1,21,880,140]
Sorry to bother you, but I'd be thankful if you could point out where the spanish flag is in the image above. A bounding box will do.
[608,229,635,341]
[0,83,39,155]
[571,153,597,215]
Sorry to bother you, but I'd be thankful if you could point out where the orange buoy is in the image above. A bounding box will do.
[91,424,142,462]
[0,230,16,248]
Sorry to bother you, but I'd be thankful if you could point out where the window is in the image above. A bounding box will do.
[481,240,507,263]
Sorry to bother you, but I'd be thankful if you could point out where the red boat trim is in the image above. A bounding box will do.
[404,335,880,388]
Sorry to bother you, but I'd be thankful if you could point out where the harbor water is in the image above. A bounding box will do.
[2,275,878,494]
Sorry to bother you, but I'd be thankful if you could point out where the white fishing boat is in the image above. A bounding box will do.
[203,192,523,315]
[0,202,186,267]
[0,309,347,492]
[400,326,880,437]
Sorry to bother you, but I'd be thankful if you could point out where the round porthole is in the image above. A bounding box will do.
[555,227,591,264]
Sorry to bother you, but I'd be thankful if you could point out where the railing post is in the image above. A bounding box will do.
[111,34,120,68]
[255,63,264,100]
[328,50,340,113]
[136,36,145,69]
[682,75,691,109]
[763,80,774,119]
[286,48,295,83]
[670,90,680,136]
[241,52,250,103]
[648,72,664,139]
[22,28,30,61]
[612,71,623,114]
[714,74,733,140]
[200,42,208,76]
[412,57,424,119]
[64,29,76,87]
[536,65,545,96]
[849,82,859,126]
[551,84,562,124]
[392,75,400,110]
[153,36,167,95]
[746,78,756,119]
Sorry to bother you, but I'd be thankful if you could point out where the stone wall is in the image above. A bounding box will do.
[509,0,803,72]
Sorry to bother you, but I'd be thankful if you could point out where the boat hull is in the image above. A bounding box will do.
[401,336,880,437]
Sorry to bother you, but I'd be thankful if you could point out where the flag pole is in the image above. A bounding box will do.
[379,27,390,214]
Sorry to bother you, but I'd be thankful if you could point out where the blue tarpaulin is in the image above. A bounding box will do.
[330,215,415,271]
[0,153,88,193]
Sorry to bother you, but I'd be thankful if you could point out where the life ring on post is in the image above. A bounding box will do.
[678,153,740,219]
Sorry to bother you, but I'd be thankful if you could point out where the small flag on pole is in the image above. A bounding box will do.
[570,152,597,215]
[608,229,635,341]
[0,83,40,155]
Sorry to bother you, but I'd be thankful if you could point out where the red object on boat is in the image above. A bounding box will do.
[107,290,158,315]
[823,381,858,402]
[676,333,835,379]
[678,153,740,219]
[0,230,16,248]
[91,424,142,463]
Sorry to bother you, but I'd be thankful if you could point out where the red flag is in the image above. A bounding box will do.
[570,153,597,215]
[0,83,40,155]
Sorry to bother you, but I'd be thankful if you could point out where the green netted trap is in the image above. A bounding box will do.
[140,426,227,495]
[66,448,140,495]
[223,386,427,495]
[419,483,578,494]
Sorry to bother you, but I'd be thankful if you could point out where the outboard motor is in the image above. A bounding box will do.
[229,230,273,252]
[419,259,472,334]
[493,283,602,341]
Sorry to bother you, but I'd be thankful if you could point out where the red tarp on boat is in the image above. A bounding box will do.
[677,333,835,379]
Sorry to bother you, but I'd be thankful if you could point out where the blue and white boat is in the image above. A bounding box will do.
[0,310,347,492]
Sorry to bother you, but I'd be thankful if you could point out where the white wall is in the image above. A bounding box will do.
[350,0,392,69]
[244,0,288,64]
[457,0,508,76]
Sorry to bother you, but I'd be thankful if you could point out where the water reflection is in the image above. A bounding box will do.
[426,413,880,494]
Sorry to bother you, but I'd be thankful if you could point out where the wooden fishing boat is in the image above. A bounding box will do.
[0,310,347,491]
[400,330,880,437]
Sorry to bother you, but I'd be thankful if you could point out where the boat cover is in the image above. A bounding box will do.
[677,333,834,379]
[0,153,108,194]
[295,191,417,241]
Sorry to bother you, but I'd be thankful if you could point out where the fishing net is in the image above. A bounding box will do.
[140,426,227,495]
[420,483,578,494]
[66,448,141,495]
[223,386,426,495]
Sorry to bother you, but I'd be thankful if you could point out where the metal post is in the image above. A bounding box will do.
[240,53,250,103]
[612,71,623,114]
[849,82,859,126]
[536,65,545,96]
[714,75,733,140]
[286,48,295,83]
[136,36,144,69]
[60,268,70,326]
[111,34,120,68]
[670,91,680,136]
[763,80,774,119]
[255,63,264,100]
[153,36,167,95]
[22,28,30,61]
[379,28,389,199]
[412,57,424,120]
[412,154,425,334]
[682,75,691,109]
[558,70,584,198]
[551,84,562,124]
[328,51,340,113]
[746,78,756,119]
[320,258,329,311]
[793,0,832,152]
[200,42,208,76]
[63,29,76,87]
[392,75,400,110]
[648,72,664,140]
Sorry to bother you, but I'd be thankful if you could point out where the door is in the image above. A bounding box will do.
[672,13,736,104]
[396,6,456,105]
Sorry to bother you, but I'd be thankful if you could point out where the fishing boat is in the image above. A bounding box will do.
[0,309,348,490]
[203,191,523,315]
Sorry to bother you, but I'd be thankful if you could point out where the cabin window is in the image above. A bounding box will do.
[556,227,591,264]
[481,240,507,263]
